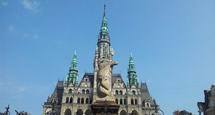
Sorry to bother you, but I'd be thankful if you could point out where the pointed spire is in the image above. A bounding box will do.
[99,4,109,40]
[67,51,78,86]
[128,53,136,72]
[127,53,138,88]
[104,4,106,16]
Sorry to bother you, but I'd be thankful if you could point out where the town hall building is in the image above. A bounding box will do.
[42,6,159,115]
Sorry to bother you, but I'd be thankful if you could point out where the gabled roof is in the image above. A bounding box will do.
[141,82,155,106]
[45,81,64,105]
[79,73,126,88]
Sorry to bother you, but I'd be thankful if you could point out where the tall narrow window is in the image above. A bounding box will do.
[86,98,89,104]
[124,99,127,104]
[116,99,118,104]
[70,97,73,103]
[131,99,134,105]
[90,98,92,104]
[120,99,123,104]
[82,89,85,94]
[86,89,89,94]
[69,89,72,93]
[120,90,123,95]
[81,98,84,104]
[132,90,136,95]
[77,98,80,104]
[115,90,118,95]
[135,99,138,105]
[66,97,69,103]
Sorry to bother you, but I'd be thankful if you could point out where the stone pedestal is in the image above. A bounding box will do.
[91,100,119,115]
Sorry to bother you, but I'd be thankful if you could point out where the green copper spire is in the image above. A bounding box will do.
[67,51,78,86]
[128,53,136,72]
[127,53,138,88]
[99,4,109,40]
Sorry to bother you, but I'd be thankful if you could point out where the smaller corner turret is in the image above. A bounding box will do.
[127,53,139,88]
[66,51,78,87]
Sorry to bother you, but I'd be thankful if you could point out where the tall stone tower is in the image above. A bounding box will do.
[91,5,120,115]
[93,5,116,101]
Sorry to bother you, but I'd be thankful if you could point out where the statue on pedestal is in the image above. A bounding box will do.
[97,61,117,98]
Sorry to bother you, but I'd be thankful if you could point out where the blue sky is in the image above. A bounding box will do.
[0,0,215,115]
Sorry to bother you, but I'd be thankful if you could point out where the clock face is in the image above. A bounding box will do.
[102,27,106,31]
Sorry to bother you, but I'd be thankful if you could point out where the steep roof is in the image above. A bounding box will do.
[45,81,64,105]
[141,82,155,106]
[79,73,126,88]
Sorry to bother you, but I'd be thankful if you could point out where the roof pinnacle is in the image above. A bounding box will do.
[104,4,106,16]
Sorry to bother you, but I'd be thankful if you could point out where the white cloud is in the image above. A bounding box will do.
[8,25,14,32]
[22,0,40,13]
[24,33,39,40]
[33,34,39,40]
[24,33,29,38]
[18,87,25,92]
[1,0,8,6]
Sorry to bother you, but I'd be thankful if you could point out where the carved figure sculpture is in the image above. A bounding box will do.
[97,61,117,97]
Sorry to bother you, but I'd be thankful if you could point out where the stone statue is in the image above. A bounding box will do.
[97,61,117,98]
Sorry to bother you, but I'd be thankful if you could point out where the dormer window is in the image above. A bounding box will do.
[120,90,123,95]
[132,90,136,95]
[82,89,85,94]
[115,90,118,95]
[69,89,72,93]
[86,89,89,94]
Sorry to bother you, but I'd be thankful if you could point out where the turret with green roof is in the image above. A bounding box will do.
[127,53,139,88]
[67,51,78,86]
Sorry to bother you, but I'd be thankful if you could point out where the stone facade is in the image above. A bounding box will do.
[43,6,159,115]
[198,85,215,115]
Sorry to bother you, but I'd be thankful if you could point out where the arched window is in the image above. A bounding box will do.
[135,99,138,105]
[70,97,73,103]
[124,99,127,104]
[131,99,134,105]
[115,90,118,95]
[86,98,89,104]
[86,89,89,94]
[69,89,72,93]
[90,98,92,104]
[116,99,118,104]
[65,109,71,115]
[120,90,123,95]
[82,89,85,94]
[77,109,83,115]
[132,90,136,95]
[85,109,92,115]
[131,110,138,115]
[120,110,127,115]
[120,99,123,104]
[81,98,84,104]
[77,98,80,104]
[66,97,69,103]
